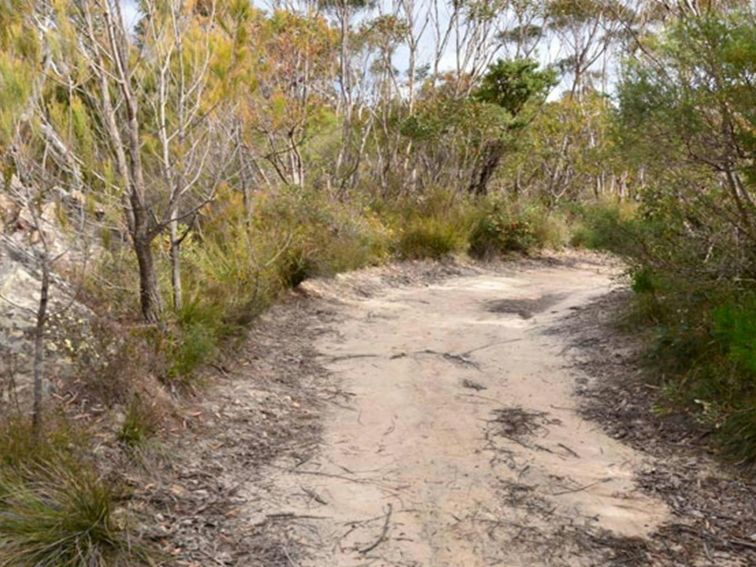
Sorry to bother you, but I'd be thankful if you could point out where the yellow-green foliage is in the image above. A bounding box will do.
[0,57,31,149]
[569,200,638,250]
[254,186,392,279]
[88,186,573,385]
[166,186,392,380]
[387,190,475,259]
[396,216,469,259]
[0,416,78,471]
[0,1,38,149]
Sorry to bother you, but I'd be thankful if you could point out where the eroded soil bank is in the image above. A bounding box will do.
[146,256,754,566]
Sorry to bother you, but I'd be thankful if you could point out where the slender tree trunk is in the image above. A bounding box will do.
[102,0,163,323]
[133,211,162,323]
[32,259,49,435]
[238,142,253,224]
[334,4,352,191]
[170,216,182,311]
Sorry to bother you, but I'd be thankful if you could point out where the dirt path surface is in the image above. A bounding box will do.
[243,259,671,566]
[149,257,754,566]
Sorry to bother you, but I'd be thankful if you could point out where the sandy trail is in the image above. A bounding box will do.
[246,261,670,566]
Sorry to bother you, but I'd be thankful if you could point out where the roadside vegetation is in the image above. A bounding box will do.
[578,9,755,469]
[0,0,753,563]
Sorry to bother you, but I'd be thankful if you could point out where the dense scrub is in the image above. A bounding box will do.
[580,201,755,468]
[574,9,755,469]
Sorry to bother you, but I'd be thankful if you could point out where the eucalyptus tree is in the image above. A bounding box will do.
[7,0,239,322]
[617,6,756,276]
[469,57,557,195]
[545,0,630,98]
[320,0,377,192]
[137,0,236,310]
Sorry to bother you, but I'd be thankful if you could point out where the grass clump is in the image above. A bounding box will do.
[0,418,151,566]
[255,187,391,279]
[0,462,146,566]
[0,417,76,471]
[396,216,467,259]
[388,190,473,260]
[117,396,160,449]
[165,300,227,383]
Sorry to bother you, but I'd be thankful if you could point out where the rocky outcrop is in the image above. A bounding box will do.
[0,185,81,409]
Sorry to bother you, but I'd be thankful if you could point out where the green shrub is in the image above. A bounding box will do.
[259,188,390,280]
[713,298,756,374]
[276,243,316,288]
[396,217,467,259]
[166,321,218,383]
[719,406,756,469]
[580,197,755,467]
[627,290,756,467]
[469,200,565,258]
[630,267,656,294]
[570,201,637,251]
[0,416,78,470]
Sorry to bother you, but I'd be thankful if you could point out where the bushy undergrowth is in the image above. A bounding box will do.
[469,199,567,258]
[0,417,150,566]
[396,216,467,259]
[578,201,756,468]
[155,188,569,385]
[569,200,638,251]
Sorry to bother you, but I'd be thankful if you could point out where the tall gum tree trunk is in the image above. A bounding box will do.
[134,229,162,324]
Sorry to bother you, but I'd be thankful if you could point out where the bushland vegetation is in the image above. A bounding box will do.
[0,0,753,562]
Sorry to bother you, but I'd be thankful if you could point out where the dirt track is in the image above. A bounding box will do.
[152,257,754,566]
[243,259,674,566]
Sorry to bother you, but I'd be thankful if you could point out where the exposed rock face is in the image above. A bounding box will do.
[0,186,81,409]
[0,240,43,405]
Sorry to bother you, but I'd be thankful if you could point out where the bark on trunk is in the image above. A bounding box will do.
[170,217,182,311]
[469,139,505,196]
[32,260,49,435]
[134,229,162,324]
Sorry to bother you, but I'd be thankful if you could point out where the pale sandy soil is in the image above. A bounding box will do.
[150,256,753,566]
[242,258,674,566]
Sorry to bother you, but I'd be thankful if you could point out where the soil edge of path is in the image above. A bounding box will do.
[559,288,756,566]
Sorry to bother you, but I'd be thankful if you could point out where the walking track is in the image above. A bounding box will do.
[242,260,676,566]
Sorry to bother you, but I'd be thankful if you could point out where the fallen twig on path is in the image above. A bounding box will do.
[557,443,580,458]
[358,503,393,555]
[549,478,612,496]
